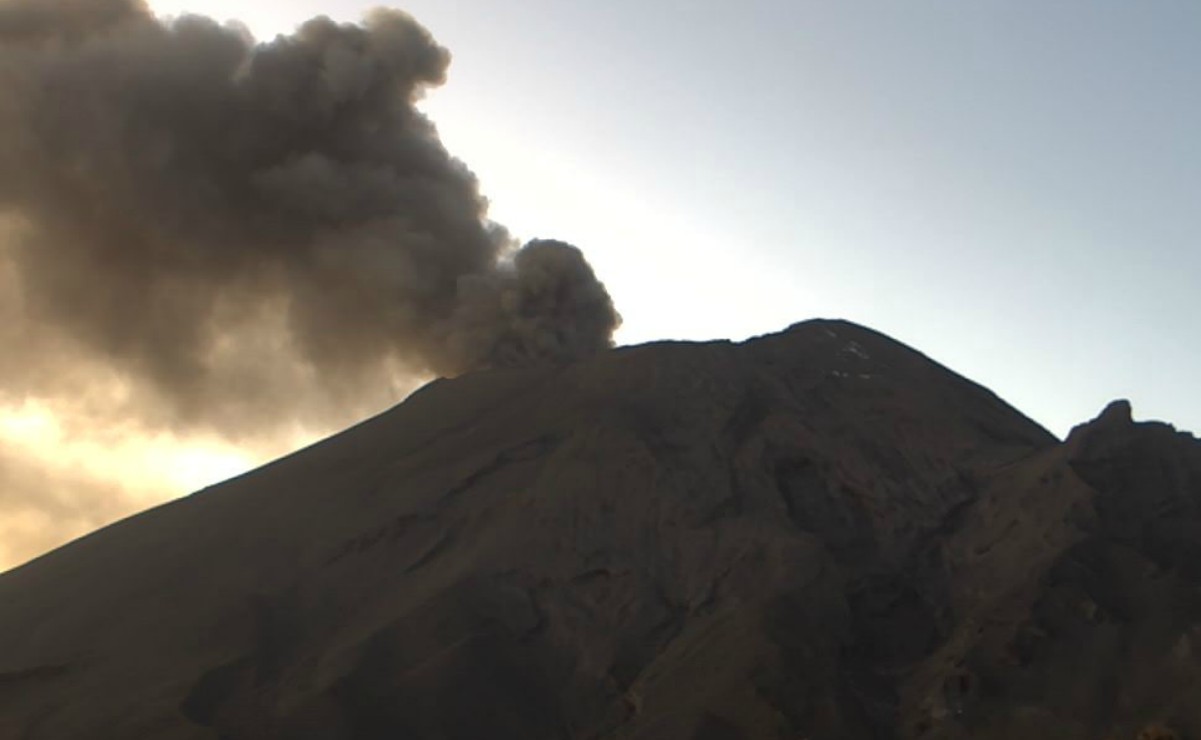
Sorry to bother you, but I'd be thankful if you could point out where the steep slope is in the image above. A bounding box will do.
[0,319,1196,740]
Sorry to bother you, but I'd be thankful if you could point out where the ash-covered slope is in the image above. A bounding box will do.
[1,320,1198,740]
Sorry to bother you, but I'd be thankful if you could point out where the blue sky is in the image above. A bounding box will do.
[149,0,1200,437]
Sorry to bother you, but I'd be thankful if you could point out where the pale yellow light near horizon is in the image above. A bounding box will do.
[0,398,270,570]
[0,401,256,499]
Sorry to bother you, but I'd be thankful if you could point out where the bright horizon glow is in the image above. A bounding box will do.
[0,400,256,497]
[0,399,263,569]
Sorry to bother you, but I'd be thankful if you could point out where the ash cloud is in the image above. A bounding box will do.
[0,0,620,435]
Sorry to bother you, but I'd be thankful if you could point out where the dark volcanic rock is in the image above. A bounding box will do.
[0,320,1197,739]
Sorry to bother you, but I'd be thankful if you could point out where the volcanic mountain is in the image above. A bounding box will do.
[1,320,1199,739]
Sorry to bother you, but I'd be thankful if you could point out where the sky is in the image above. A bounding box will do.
[143,0,1198,434]
[1,0,1197,570]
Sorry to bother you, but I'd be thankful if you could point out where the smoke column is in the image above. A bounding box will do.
[0,0,621,437]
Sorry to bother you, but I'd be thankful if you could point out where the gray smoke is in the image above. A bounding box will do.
[0,0,620,435]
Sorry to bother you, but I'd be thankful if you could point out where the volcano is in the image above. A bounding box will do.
[1,320,1199,739]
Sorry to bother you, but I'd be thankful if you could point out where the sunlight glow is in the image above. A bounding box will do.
[420,94,829,347]
[0,400,257,502]
[147,0,358,41]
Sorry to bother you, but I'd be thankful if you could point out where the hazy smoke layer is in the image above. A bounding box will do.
[0,0,619,434]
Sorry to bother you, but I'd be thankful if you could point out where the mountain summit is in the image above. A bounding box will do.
[1,320,1198,739]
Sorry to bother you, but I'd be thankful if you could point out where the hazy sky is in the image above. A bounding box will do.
[1,1,1196,569]
[148,0,1198,437]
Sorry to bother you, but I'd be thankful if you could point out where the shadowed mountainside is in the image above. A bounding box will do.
[1,319,1198,739]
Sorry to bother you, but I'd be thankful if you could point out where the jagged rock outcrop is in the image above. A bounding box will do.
[0,320,1197,739]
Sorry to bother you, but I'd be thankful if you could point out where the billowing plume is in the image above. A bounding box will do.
[0,0,620,435]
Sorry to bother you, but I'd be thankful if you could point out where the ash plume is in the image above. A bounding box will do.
[0,0,620,435]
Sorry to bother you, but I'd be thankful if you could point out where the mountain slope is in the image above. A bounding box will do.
[1,319,1197,740]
